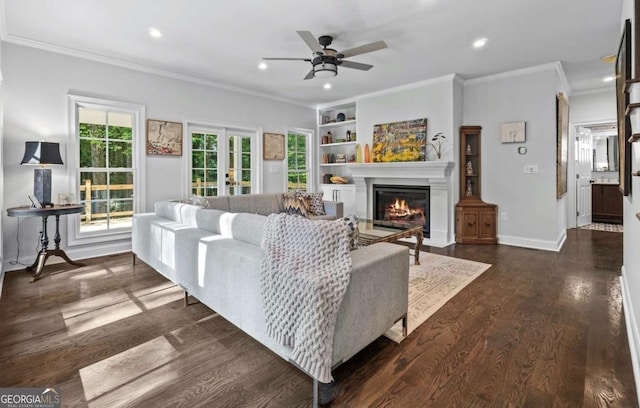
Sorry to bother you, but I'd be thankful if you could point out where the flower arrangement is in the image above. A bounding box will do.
[427,132,447,160]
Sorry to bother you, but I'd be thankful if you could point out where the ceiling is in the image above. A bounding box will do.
[0,0,622,106]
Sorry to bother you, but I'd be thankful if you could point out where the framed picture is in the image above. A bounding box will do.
[146,119,183,156]
[372,118,428,162]
[58,193,75,206]
[616,19,632,196]
[500,121,526,143]
[263,132,285,160]
[28,194,42,209]
[556,92,569,199]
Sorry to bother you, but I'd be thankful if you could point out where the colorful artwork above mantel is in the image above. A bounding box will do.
[372,118,427,162]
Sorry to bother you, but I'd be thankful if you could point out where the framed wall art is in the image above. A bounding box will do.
[146,119,183,156]
[372,118,427,162]
[556,92,569,199]
[616,19,632,196]
[263,132,285,160]
[500,121,526,143]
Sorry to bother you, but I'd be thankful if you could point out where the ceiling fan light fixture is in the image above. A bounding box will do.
[313,62,337,78]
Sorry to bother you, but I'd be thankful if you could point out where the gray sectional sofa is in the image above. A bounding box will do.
[131,193,409,404]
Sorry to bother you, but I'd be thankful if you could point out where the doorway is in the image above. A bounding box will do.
[573,121,621,230]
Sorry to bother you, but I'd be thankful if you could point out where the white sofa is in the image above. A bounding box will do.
[132,195,409,403]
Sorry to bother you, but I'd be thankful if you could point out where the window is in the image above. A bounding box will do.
[287,130,312,192]
[68,95,145,245]
[191,132,218,196]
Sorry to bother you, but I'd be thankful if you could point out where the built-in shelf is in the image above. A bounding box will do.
[319,141,357,148]
[320,163,351,167]
[625,78,640,92]
[319,119,356,128]
[625,103,640,116]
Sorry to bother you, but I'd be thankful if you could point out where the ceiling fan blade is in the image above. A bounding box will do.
[263,57,311,61]
[297,31,323,53]
[339,60,373,71]
[339,40,387,58]
[304,69,315,80]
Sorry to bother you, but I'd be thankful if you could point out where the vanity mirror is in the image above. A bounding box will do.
[592,134,618,172]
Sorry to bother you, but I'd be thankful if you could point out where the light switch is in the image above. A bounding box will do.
[523,164,539,174]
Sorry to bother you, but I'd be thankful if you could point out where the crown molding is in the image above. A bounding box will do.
[571,86,616,97]
[555,62,572,95]
[317,73,458,109]
[2,32,314,109]
[464,62,563,86]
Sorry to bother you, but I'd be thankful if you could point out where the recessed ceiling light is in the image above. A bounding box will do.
[603,76,615,82]
[258,62,268,70]
[323,83,332,90]
[148,28,162,38]
[473,38,488,48]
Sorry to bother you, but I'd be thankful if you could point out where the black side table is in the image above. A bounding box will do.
[7,204,86,282]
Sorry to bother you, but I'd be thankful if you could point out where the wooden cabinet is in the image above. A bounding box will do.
[455,126,498,244]
[591,184,623,224]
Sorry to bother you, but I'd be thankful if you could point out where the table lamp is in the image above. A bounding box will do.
[20,141,64,207]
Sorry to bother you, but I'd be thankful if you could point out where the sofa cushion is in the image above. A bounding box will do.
[296,192,325,216]
[225,213,267,246]
[283,195,309,217]
[205,196,231,212]
[195,208,228,234]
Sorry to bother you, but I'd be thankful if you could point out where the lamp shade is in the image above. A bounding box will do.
[313,62,337,78]
[21,141,64,166]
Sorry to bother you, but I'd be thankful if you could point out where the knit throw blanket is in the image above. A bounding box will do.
[261,213,352,383]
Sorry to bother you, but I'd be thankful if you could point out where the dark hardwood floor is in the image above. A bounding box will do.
[0,228,636,407]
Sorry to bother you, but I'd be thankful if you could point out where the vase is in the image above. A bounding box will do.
[364,143,371,163]
[356,144,362,163]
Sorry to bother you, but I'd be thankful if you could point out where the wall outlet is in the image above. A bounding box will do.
[523,164,539,174]
[500,212,508,221]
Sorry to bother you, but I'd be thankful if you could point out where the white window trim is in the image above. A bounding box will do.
[67,94,146,246]
[284,127,315,192]
[182,117,262,197]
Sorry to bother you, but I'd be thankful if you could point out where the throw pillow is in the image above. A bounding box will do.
[295,192,325,216]
[283,195,310,217]
[180,195,210,208]
[343,214,360,250]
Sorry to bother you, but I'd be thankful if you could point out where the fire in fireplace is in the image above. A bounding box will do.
[373,185,430,237]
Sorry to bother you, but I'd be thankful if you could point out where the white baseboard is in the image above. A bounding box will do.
[2,241,131,272]
[620,266,640,404]
[497,232,565,252]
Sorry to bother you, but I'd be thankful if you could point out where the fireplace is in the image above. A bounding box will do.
[373,185,430,237]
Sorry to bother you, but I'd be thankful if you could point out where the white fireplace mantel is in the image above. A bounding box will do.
[347,161,455,247]
[347,161,454,180]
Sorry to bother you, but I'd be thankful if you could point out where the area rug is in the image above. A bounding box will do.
[384,252,491,343]
[579,223,623,233]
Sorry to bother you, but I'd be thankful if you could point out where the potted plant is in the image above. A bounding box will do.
[427,132,447,160]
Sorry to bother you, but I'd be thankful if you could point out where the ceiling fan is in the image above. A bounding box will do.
[263,31,387,80]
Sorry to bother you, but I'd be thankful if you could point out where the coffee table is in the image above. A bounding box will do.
[357,219,424,265]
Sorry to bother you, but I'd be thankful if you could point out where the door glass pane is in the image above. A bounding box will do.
[191,132,218,197]
[228,134,252,195]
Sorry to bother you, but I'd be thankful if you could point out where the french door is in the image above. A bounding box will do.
[188,126,257,197]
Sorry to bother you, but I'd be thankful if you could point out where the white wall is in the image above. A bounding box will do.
[621,0,640,399]
[566,89,617,228]
[463,65,562,250]
[2,43,315,269]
